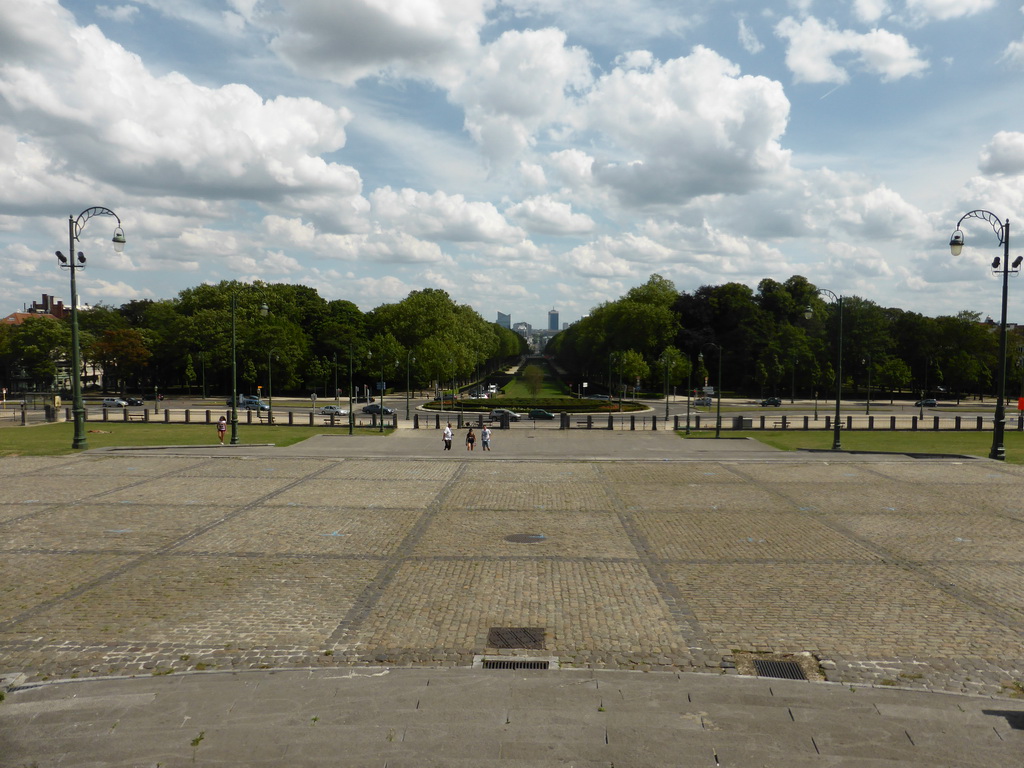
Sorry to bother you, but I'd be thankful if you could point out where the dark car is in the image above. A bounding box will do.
[362,403,395,415]
[528,409,555,420]
[915,398,937,407]
[125,396,144,406]
[759,397,782,407]
[693,396,713,406]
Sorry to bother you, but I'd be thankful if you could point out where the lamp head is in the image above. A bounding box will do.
[112,227,126,253]
[1013,256,1023,270]
[56,251,68,265]
[993,257,1002,270]
[77,251,86,265]
[259,302,269,317]
[949,229,964,256]
[804,304,814,320]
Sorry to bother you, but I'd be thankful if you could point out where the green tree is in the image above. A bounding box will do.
[522,364,544,395]
[876,357,912,403]
[10,317,70,389]
[87,328,152,393]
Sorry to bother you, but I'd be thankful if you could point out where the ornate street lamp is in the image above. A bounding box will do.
[950,210,1022,460]
[805,290,843,450]
[56,207,126,450]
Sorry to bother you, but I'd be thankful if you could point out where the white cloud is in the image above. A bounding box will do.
[904,0,997,23]
[1002,34,1024,67]
[505,196,594,235]
[369,187,524,243]
[979,132,1024,176]
[738,18,764,54]
[96,5,140,23]
[775,16,929,83]
[452,27,593,164]
[0,2,360,207]
[852,0,890,24]
[581,47,791,204]
[269,0,493,87]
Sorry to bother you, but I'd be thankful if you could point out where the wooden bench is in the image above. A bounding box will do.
[126,412,146,421]
[772,419,786,428]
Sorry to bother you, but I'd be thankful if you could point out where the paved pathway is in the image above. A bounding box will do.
[1,430,1023,765]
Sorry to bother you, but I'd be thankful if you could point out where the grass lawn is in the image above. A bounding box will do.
[500,378,567,398]
[0,422,387,457]
[699,429,1024,464]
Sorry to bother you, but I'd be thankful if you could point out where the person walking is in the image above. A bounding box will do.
[442,422,453,451]
[465,427,476,451]
[481,425,491,451]
[217,415,227,445]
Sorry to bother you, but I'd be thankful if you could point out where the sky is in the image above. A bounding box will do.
[2,1,1024,330]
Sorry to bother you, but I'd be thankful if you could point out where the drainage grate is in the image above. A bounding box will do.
[487,626,545,650]
[753,659,807,680]
[481,658,551,670]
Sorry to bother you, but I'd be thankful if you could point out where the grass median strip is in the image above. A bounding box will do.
[726,429,1024,463]
[0,423,386,457]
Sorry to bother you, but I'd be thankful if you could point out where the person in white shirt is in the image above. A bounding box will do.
[481,425,491,451]
[442,422,453,451]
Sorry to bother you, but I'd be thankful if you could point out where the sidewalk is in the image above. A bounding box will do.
[3,667,1021,767]
[1,434,1022,766]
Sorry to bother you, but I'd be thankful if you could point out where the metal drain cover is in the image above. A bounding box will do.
[505,533,546,543]
[753,659,807,680]
[482,658,550,670]
[487,627,546,649]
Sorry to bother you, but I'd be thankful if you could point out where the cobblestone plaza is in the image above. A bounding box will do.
[1,432,1023,700]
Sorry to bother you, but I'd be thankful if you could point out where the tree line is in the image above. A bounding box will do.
[548,274,1022,402]
[0,283,526,398]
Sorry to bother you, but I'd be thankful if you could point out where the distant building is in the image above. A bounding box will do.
[548,308,559,331]
[496,311,511,329]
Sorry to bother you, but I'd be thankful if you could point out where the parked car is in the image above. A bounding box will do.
[693,396,713,406]
[319,405,347,416]
[759,397,782,407]
[241,401,270,411]
[915,398,937,407]
[528,409,555,420]
[125,397,144,406]
[490,408,521,422]
[362,403,395,415]
[102,397,128,408]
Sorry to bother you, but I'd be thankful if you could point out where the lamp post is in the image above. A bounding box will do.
[405,350,415,421]
[229,289,268,445]
[698,343,722,438]
[56,207,126,450]
[333,353,339,407]
[864,353,871,416]
[662,356,672,420]
[950,210,1021,460]
[805,290,843,450]
[267,350,277,426]
[685,355,692,436]
[348,346,354,435]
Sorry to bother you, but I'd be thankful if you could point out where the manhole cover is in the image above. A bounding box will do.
[487,627,546,649]
[505,533,546,543]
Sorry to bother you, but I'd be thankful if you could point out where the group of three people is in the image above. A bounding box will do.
[442,422,491,451]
